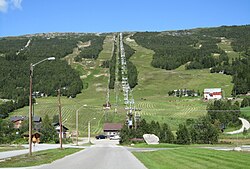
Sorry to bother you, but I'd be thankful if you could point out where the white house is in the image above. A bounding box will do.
[204,88,222,100]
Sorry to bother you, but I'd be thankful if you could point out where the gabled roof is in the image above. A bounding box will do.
[10,115,42,122]
[53,122,69,131]
[103,123,123,131]
[204,88,221,92]
[33,116,42,122]
[10,116,27,122]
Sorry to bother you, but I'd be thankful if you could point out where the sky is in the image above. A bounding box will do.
[0,0,250,37]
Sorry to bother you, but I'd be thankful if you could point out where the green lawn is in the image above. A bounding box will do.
[0,148,82,167]
[241,107,250,117]
[133,147,250,169]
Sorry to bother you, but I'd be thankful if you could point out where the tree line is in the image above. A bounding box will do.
[105,35,138,89]
[108,41,117,89]
[211,57,250,95]
[120,116,219,145]
[122,42,138,88]
[132,31,229,70]
[74,36,105,61]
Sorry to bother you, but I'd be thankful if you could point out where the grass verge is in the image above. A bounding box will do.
[133,147,250,169]
[0,148,82,167]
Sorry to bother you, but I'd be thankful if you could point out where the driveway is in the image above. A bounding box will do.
[225,117,250,134]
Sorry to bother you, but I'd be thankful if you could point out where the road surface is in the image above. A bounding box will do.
[225,117,250,134]
[36,140,147,169]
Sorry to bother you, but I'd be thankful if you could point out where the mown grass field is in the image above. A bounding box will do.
[124,35,234,130]
[133,147,250,169]
[10,33,242,135]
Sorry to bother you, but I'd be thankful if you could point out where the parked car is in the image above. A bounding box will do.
[95,134,107,139]
[110,135,121,140]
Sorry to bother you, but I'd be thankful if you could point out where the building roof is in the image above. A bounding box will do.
[53,122,69,131]
[103,123,123,131]
[204,88,221,93]
[33,116,42,122]
[10,116,27,122]
[10,115,42,122]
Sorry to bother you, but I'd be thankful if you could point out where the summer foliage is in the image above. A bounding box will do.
[0,34,104,118]
[119,117,219,145]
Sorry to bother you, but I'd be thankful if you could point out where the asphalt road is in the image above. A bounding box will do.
[225,117,250,134]
[36,140,147,169]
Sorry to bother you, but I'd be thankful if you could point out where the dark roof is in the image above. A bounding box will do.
[53,122,69,131]
[33,116,42,122]
[10,115,42,122]
[10,116,27,122]
[10,116,42,122]
[23,131,42,137]
[103,123,123,131]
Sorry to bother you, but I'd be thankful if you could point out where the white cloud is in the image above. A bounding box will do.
[11,0,22,9]
[0,0,8,12]
[0,0,23,13]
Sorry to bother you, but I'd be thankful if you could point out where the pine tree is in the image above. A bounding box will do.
[176,124,191,144]
[160,123,174,143]
[40,114,58,143]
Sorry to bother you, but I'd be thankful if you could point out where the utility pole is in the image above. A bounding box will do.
[29,63,33,155]
[88,118,96,143]
[58,89,63,149]
[88,121,90,143]
[76,109,79,146]
[28,57,55,156]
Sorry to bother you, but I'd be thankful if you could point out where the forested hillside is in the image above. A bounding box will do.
[132,25,250,95]
[0,33,105,118]
[122,41,138,89]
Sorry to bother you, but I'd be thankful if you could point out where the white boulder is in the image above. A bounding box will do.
[143,134,159,145]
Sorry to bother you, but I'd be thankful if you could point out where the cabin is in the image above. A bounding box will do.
[33,116,42,131]
[53,122,69,138]
[10,115,42,130]
[204,88,222,100]
[23,131,42,144]
[10,116,27,129]
[103,123,122,137]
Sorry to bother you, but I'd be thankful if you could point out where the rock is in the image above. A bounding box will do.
[143,134,159,145]
[233,147,242,151]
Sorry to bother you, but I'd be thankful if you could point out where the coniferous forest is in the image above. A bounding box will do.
[0,34,105,118]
